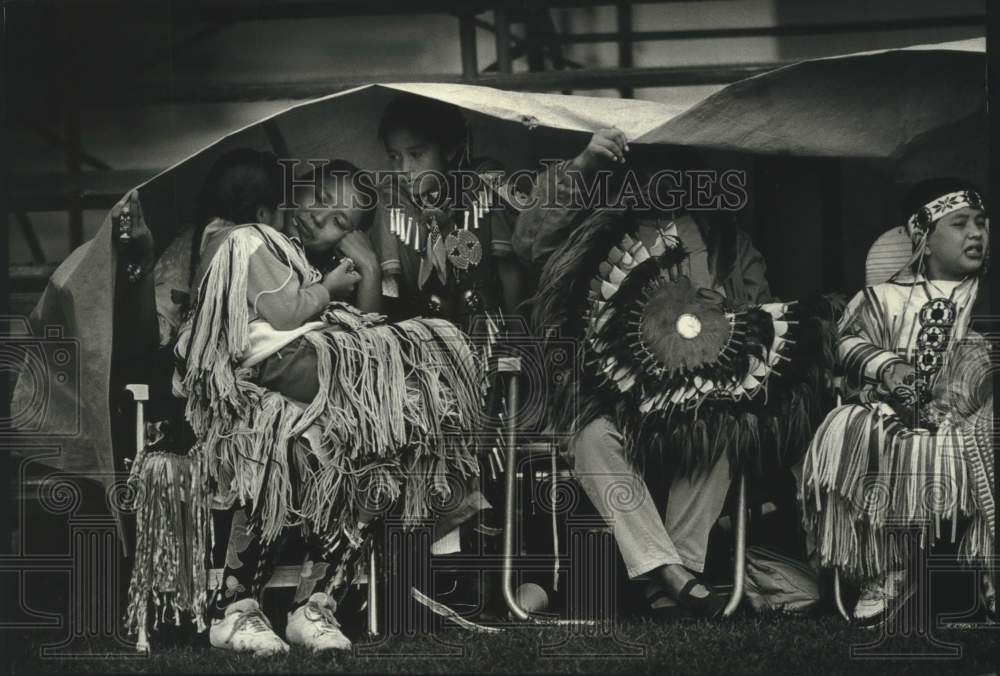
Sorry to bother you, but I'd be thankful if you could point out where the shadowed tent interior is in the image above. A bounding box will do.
[633,39,986,301]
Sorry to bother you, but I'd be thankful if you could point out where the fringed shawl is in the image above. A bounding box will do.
[174,223,483,545]
[801,286,994,580]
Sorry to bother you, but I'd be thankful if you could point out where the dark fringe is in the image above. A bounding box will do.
[526,209,633,341]
[616,293,842,476]
[123,447,211,640]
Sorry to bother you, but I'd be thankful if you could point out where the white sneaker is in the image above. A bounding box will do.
[209,598,290,656]
[853,570,913,625]
[286,592,352,652]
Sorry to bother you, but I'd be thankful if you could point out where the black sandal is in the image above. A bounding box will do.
[675,578,726,619]
[645,589,693,620]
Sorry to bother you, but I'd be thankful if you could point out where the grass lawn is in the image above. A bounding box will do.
[6,613,999,675]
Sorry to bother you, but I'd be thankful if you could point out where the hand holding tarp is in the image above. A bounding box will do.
[570,127,629,174]
[113,189,155,283]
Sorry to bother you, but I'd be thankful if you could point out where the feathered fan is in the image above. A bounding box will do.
[528,214,842,476]
[585,222,793,412]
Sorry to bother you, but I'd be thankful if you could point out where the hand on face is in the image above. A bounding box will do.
[322,257,362,300]
[336,230,378,274]
[881,361,917,395]
[925,207,988,280]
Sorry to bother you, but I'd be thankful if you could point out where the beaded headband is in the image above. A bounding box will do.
[905,189,985,245]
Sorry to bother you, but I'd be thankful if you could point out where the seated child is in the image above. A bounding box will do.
[369,96,531,608]
[800,178,993,625]
[370,94,525,329]
[173,148,483,654]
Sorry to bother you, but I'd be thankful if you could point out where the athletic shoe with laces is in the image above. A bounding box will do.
[209,598,290,656]
[286,592,352,652]
[854,569,914,625]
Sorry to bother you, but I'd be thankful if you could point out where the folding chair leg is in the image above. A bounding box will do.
[826,385,852,622]
[125,384,149,461]
[501,372,529,621]
[833,567,851,622]
[126,385,151,652]
[723,471,747,617]
[367,543,379,636]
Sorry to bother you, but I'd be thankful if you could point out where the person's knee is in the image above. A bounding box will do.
[564,417,624,468]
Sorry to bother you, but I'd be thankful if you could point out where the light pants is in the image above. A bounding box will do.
[566,417,732,579]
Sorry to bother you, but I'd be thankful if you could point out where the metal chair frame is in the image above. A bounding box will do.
[494,357,748,622]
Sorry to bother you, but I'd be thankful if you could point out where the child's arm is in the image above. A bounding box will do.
[336,230,382,313]
[369,196,404,304]
[246,242,331,330]
[353,268,382,313]
[838,287,911,389]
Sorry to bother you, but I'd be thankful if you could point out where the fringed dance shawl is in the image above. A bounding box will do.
[174,222,483,544]
[800,277,994,581]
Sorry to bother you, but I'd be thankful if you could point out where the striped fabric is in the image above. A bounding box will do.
[865,226,912,286]
[839,287,904,386]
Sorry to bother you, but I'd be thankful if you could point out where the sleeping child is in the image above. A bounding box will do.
[172,148,483,654]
